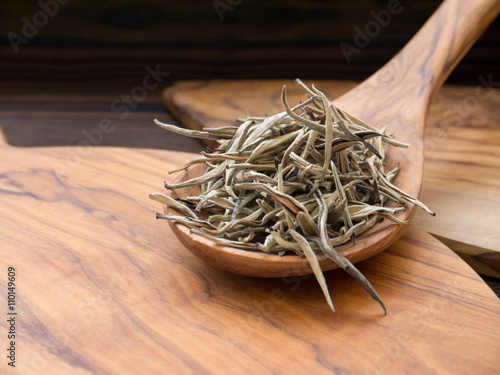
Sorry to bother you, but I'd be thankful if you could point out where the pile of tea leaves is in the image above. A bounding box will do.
[151,79,434,313]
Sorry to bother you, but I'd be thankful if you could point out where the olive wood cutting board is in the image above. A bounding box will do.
[163,79,500,278]
[0,130,499,374]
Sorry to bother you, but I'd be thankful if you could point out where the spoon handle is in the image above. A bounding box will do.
[401,0,500,103]
[338,0,500,113]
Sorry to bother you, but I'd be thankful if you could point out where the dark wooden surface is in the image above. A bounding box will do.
[0,0,498,87]
[0,81,498,297]
[0,89,204,151]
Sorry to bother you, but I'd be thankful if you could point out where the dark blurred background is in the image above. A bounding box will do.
[0,0,499,94]
[0,0,499,149]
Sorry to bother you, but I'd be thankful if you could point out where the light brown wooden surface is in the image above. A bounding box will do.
[416,85,500,278]
[0,134,499,374]
[1,1,499,371]
[163,79,500,278]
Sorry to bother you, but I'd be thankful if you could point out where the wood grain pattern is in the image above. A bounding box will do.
[415,85,500,278]
[0,1,498,371]
[0,138,499,374]
[163,79,500,277]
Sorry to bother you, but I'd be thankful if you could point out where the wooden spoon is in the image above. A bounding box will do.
[165,0,500,277]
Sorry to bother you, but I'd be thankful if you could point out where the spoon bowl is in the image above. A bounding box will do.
[164,0,500,277]
[165,163,409,277]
